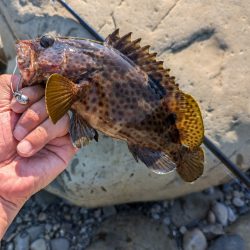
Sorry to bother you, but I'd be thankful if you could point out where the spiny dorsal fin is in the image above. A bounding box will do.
[105,29,179,91]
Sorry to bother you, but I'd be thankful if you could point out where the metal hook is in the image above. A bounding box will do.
[11,57,29,105]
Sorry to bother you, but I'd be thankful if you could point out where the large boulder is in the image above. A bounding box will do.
[0,0,249,207]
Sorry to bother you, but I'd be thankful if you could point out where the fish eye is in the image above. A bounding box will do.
[40,35,55,48]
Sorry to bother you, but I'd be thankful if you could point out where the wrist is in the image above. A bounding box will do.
[0,196,24,239]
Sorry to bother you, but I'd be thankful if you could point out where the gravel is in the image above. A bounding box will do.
[1,171,250,250]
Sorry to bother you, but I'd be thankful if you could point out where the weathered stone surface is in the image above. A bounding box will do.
[226,212,250,250]
[86,214,177,250]
[0,0,249,206]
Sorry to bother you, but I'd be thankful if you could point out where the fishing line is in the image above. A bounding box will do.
[56,0,250,188]
[11,57,29,105]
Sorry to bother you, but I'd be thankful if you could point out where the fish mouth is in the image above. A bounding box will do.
[16,41,37,85]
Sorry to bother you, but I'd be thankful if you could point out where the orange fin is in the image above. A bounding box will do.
[177,146,204,182]
[128,144,176,174]
[105,29,179,92]
[69,110,98,148]
[45,74,79,124]
[168,92,204,149]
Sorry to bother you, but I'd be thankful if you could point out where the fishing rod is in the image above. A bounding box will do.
[56,0,250,188]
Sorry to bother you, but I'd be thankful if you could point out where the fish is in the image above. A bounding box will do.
[16,29,205,182]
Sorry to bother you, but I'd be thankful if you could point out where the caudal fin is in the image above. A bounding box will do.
[167,92,204,149]
[177,146,204,182]
[45,74,80,124]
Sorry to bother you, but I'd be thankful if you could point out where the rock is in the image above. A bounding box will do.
[14,231,30,250]
[6,242,14,250]
[102,206,117,218]
[183,228,207,250]
[30,239,47,250]
[180,226,187,234]
[207,211,216,224]
[86,214,177,250]
[227,207,237,223]
[171,193,210,227]
[38,212,47,221]
[232,197,245,207]
[212,202,228,226]
[34,190,60,210]
[201,224,224,240]
[50,238,70,250]
[26,225,45,242]
[208,235,245,250]
[233,190,244,198]
[227,212,250,250]
[0,0,250,206]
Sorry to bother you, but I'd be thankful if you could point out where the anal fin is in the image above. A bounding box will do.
[128,144,176,174]
[69,110,98,148]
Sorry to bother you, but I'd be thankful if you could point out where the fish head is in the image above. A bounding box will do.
[16,35,103,86]
[16,35,66,85]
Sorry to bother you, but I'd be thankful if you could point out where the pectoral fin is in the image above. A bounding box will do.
[45,74,80,124]
[69,110,98,148]
[128,144,176,174]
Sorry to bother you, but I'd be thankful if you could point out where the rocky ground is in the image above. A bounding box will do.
[1,172,249,250]
[0,1,250,249]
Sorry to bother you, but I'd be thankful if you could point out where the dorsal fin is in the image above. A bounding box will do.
[105,29,179,91]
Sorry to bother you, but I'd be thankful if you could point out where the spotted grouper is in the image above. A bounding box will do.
[16,29,205,182]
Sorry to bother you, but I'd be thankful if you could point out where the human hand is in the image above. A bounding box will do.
[0,74,77,238]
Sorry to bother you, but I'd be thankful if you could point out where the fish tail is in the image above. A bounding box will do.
[45,74,81,124]
[167,91,204,149]
[176,146,204,182]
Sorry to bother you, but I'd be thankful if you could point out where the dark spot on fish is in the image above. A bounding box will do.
[165,113,177,126]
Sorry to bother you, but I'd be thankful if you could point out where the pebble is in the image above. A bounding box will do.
[14,231,30,250]
[163,217,171,225]
[201,224,224,239]
[208,234,245,250]
[15,217,22,224]
[45,224,52,233]
[6,242,14,250]
[227,207,237,223]
[102,206,117,218]
[30,239,47,250]
[26,225,45,242]
[207,211,216,224]
[232,197,245,207]
[52,223,60,232]
[180,226,187,234]
[38,212,47,221]
[51,238,70,250]
[171,193,210,227]
[212,202,228,226]
[233,190,244,198]
[183,228,207,250]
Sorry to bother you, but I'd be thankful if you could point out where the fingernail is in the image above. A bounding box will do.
[13,126,27,141]
[17,140,32,155]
